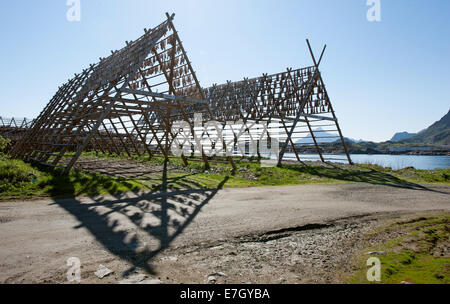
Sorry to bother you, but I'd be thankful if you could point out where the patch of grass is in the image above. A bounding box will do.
[408,169,450,184]
[70,152,450,196]
[348,214,450,284]
[76,151,449,185]
[38,169,145,198]
[0,157,147,200]
[79,152,450,186]
[179,162,448,189]
[350,164,450,185]
[1,151,449,200]
[0,157,41,195]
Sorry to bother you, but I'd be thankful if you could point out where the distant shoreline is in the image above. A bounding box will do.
[290,142,450,157]
[350,151,450,156]
[289,149,450,157]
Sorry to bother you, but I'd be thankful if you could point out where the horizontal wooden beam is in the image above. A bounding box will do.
[299,113,336,122]
[120,88,208,104]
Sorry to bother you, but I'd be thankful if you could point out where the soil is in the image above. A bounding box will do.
[73,156,189,179]
[0,180,449,284]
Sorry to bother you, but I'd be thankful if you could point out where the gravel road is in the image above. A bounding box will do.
[0,183,449,283]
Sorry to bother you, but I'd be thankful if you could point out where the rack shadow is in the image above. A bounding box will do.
[50,159,228,275]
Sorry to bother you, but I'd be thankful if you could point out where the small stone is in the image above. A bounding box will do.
[367,251,386,255]
[400,281,412,284]
[139,279,163,284]
[118,273,147,284]
[207,276,217,284]
[94,264,114,279]
[210,245,224,250]
[208,272,227,278]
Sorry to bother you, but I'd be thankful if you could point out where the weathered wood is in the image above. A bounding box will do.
[12,14,352,173]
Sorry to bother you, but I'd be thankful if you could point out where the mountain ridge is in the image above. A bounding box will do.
[391,131,417,142]
[399,110,450,145]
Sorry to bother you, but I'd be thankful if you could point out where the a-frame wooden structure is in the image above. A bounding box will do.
[0,117,33,147]
[12,13,224,173]
[12,13,352,173]
[204,40,352,166]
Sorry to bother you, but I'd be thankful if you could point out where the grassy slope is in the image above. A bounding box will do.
[348,214,450,284]
[1,152,449,200]
[0,157,145,200]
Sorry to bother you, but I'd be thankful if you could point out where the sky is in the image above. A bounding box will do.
[0,0,449,142]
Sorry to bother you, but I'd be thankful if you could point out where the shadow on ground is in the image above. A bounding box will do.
[50,159,228,275]
[286,162,446,193]
[73,157,190,180]
[45,158,446,277]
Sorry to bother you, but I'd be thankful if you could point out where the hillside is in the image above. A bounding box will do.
[292,110,450,155]
[401,110,450,145]
[296,128,366,144]
[295,128,336,144]
[391,131,417,142]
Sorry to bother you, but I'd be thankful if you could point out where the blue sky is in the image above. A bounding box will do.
[0,0,449,142]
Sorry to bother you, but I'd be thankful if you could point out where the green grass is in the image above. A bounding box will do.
[0,156,146,200]
[78,151,450,185]
[0,135,10,152]
[1,152,449,200]
[0,158,41,195]
[372,165,450,184]
[172,160,447,188]
[348,214,450,284]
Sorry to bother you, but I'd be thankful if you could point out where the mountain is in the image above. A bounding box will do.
[341,137,367,143]
[295,128,367,144]
[295,128,369,144]
[295,128,337,144]
[391,131,417,142]
[400,110,450,145]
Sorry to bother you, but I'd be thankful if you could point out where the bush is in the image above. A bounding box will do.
[0,135,10,154]
[0,158,39,192]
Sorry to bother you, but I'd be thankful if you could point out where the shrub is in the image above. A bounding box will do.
[0,135,10,154]
[0,158,39,192]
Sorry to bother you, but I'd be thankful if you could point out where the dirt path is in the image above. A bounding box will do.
[0,183,449,283]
